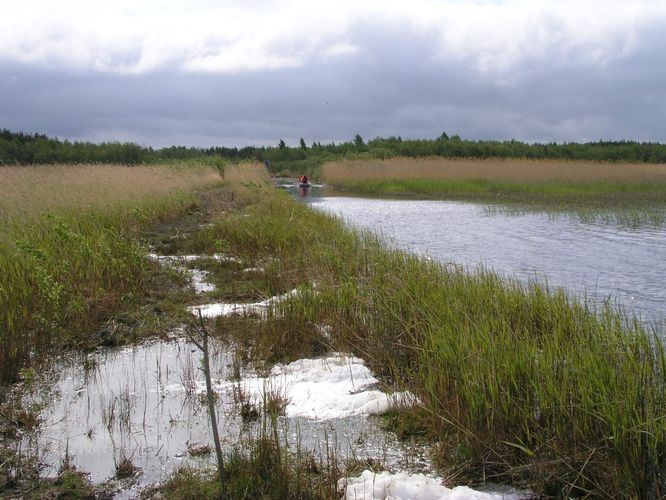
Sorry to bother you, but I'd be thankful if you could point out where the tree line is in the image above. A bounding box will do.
[2,129,666,168]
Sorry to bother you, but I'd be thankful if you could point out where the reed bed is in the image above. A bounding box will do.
[0,163,222,384]
[222,161,272,184]
[202,191,666,497]
[321,157,666,202]
[0,164,221,217]
[323,157,666,182]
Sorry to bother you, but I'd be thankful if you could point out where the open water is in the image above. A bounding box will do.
[287,183,666,328]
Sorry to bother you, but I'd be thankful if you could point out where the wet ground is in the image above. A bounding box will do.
[14,254,442,499]
[5,185,536,498]
[23,334,430,498]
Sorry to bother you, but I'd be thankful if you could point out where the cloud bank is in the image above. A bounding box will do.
[1,0,665,146]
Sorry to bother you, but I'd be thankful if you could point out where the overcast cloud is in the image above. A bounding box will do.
[1,0,665,147]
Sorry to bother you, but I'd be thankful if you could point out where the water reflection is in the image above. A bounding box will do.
[23,334,427,497]
[275,178,325,200]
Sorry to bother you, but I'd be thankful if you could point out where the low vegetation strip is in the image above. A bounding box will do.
[321,157,666,203]
[0,164,223,385]
[199,191,665,497]
[323,157,666,182]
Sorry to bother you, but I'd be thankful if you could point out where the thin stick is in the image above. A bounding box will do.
[196,309,225,489]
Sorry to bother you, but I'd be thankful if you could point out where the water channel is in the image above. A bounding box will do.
[286,182,666,330]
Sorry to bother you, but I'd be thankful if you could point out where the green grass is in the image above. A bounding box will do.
[1,208,153,383]
[4,171,664,497]
[154,432,341,499]
[194,190,666,497]
[0,165,222,385]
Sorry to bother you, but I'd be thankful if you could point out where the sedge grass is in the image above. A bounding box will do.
[196,190,666,497]
[154,415,342,499]
[0,163,223,384]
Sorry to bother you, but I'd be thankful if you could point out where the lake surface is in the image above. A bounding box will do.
[284,183,666,328]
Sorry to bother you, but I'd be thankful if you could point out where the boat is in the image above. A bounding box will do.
[297,175,310,188]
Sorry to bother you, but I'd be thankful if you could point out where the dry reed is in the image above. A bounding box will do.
[223,162,272,184]
[322,157,666,182]
[0,164,222,218]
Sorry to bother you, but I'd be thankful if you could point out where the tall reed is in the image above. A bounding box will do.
[323,157,666,182]
[321,157,666,203]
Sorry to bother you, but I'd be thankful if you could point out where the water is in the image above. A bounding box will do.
[17,186,663,496]
[18,256,431,497]
[286,184,666,327]
[20,333,429,497]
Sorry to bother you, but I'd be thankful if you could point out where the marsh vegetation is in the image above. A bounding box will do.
[321,157,666,205]
[2,160,665,498]
[197,191,666,497]
[0,164,223,384]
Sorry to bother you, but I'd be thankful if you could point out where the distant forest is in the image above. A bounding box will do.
[2,129,666,172]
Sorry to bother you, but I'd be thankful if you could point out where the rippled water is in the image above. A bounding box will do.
[295,188,666,327]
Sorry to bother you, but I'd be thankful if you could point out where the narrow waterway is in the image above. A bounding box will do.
[286,183,666,328]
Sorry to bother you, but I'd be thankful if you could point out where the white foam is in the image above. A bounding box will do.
[342,470,519,500]
[242,267,265,273]
[190,301,268,318]
[189,288,301,318]
[147,253,241,263]
[148,253,225,294]
[190,269,215,293]
[223,353,415,419]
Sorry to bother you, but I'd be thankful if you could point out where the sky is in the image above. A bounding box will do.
[1,0,665,148]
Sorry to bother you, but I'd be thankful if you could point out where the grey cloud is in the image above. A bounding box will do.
[1,17,665,148]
